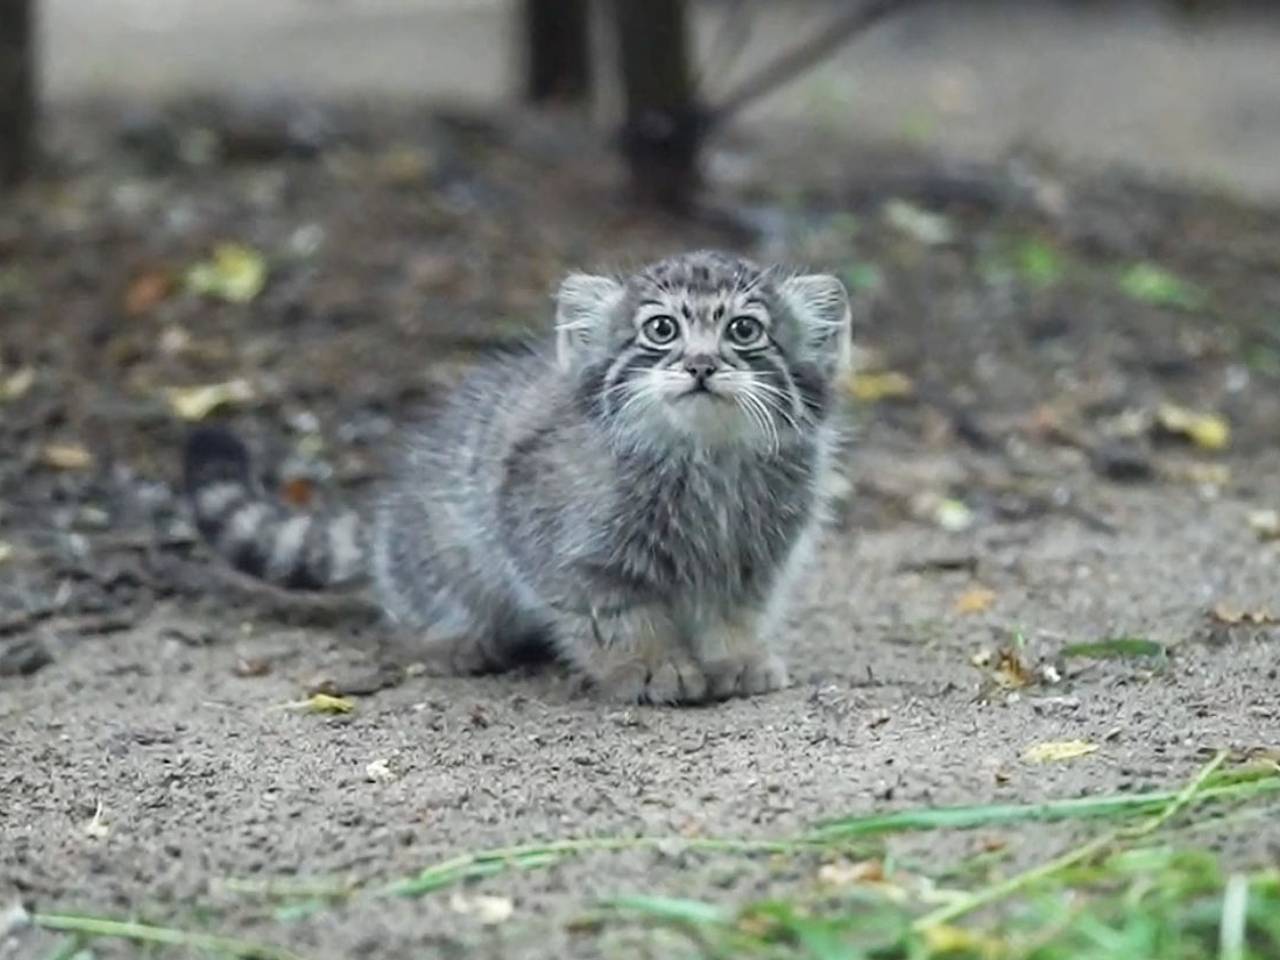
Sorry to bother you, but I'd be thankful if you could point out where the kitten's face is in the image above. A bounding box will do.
[556,251,851,451]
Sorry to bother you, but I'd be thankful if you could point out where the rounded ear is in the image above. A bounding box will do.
[778,274,852,376]
[554,273,624,371]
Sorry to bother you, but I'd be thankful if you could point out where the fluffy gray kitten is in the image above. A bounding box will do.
[184,250,852,704]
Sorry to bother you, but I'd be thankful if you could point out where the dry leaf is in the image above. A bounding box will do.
[994,648,1033,689]
[922,923,1002,955]
[1023,740,1098,763]
[186,243,268,304]
[165,378,255,421]
[448,892,513,925]
[277,693,355,714]
[818,859,885,887]
[0,366,35,402]
[1246,510,1280,541]
[280,477,316,508]
[884,198,954,245]
[954,586,996,615]
[233,655,271,678]
[1155,404,1230,450]
[1211,604,1279,626]
[84,801,110,839]
[0,542,12,565]
[123,268,175,315]
[365,758,397,783]
[41,443,94,471]
[847,370,914,402]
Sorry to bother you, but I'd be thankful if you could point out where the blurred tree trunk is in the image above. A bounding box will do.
[610,0,699,209]
[0,0,35,187]
[522,0,591,104]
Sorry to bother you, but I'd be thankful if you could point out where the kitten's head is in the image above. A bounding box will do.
[555,250,851,451]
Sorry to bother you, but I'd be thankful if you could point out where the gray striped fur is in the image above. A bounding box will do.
[187,251,853,704]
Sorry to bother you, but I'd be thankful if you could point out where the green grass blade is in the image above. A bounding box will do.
[812,776,1280,840]
[31,913,301,960]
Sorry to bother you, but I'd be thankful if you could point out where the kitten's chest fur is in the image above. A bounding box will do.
[605,445,818,603]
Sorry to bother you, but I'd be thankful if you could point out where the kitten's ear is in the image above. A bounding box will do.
[778,273,852,377]
[554,273,624,371]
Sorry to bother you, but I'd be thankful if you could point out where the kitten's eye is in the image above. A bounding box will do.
[641,315,679,345]
[726,316,765,347]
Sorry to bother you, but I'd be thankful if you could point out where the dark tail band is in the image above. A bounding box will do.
[183,426,366,590]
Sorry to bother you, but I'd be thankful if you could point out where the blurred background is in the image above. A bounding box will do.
[2,0,1280,625]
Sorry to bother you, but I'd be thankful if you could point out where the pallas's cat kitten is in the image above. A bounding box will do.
[185,250,852,704]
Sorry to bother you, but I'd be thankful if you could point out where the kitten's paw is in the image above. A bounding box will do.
[414,631,504,676]
[703,653,789,700]
[597,656,708,706]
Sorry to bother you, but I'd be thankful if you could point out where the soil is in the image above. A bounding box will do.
[2,100,1280,959]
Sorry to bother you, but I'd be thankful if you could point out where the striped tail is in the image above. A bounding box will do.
[183,426,367,590]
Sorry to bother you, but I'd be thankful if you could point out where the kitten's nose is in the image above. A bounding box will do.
[684,356,719,383]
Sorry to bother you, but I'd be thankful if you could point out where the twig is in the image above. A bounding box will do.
[703,0,930,130]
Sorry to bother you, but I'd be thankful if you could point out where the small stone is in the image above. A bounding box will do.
[1091,440,1153,482]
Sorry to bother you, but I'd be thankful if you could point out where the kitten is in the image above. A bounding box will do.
[185,250,852,704]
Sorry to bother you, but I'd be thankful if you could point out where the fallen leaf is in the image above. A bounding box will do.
[186,243,268,304]
[954,586,996,615]
[923,923,1003,955]
[277,693,355,714]
[1211,604,1279,626]
[448,892,513,925]
[233,655,271,677]
[40,443,94,471]
[847,370,914,402]
[994,648,1033,689]
[934,498,974,532]
[123,268,175,315]
[1246,509,1280,541]
[1061,637,1167,660]
[0,366,35,402]
[1023,740,1098,763]
[1118,262,1207,311]
[0,542,11,564]
[365,758,397,783]
[1015,237,1065,289]
[884,198,953,246]
[818,859,884,887]
[164,378,255,421]
[1155,404,1230,450]
[280,477,316,508]
[84,801,110,839]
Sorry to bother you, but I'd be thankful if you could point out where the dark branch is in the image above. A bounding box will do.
[702,0,930,131]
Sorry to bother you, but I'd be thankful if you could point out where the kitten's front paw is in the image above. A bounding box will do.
[597,655,708,706]
[703,653,789,700]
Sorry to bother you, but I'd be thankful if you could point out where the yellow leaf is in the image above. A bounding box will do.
[0,542,12,564]
[41,443,94,471]
[164,379,255,421]
[1155,404,1230,450]
[186,243,267,304]
[935,498,974,532]
[847,370,914,402]
[922,923,1003,956]
[0,366,35,402]
[304,693,355,714]
[1023,740,1098,763]
[954,587,996,615]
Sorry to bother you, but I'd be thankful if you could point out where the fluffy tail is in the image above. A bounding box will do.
[183,426,367,590]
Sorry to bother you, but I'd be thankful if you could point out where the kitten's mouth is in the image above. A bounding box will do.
[676,385,726,402]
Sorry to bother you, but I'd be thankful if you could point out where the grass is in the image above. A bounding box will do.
[31,754,1280,960]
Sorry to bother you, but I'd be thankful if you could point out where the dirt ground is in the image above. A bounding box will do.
[2,96,1280,958]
